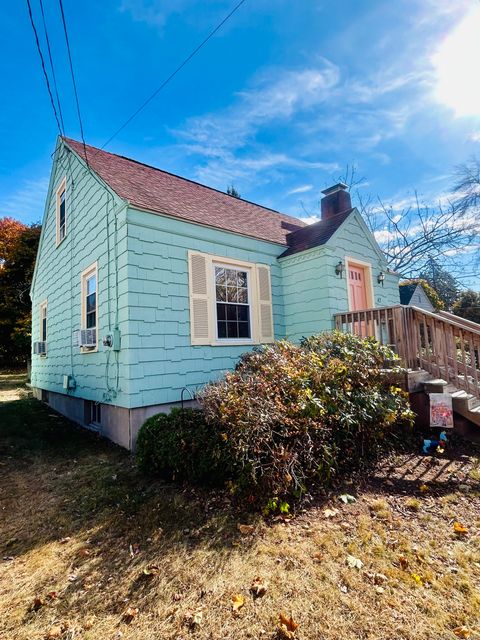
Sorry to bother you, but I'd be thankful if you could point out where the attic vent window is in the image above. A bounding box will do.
[56,178,67,245]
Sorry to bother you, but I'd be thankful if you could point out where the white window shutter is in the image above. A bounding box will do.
[188,251,211,345]
[256,264,274,343]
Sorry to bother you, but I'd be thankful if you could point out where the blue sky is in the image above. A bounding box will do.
[1,0,480,228]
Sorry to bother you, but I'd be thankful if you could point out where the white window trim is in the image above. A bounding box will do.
[345,256,375,311]
[80,261,98,353]
[39,299,48,357]
[213,261,254,345]
[55,177,67,247]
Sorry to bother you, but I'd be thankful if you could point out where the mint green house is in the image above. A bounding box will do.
[30,137,399,448]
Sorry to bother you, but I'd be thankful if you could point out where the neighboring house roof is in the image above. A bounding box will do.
[279,208,354,258]
[399,283,417,305]
[63,138,305,245]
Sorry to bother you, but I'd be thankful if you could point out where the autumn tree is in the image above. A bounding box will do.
[0,217,41,366]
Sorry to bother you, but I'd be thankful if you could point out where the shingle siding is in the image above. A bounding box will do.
[123,207,286,407]
[30,144,130,406]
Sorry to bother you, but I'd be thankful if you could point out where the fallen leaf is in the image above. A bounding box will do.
[399,555,409,570]
[45,626,62,639]
[338,494,356,504]
[143,565,160,576]
[277,613,299,638]
[419,484,429,492]
[237,523,255,535]
[323,508,339,518]
[47,592,57,600]
[185,608,203,628]
[411,573,423,585]
[453,626,471,638]
[313,552,324,562]
[33,596,44,611]
[122,607,139,624]
[250,577,268,597]
[453,522,468,536]
[231,594,245,611]
[346,555,363,569]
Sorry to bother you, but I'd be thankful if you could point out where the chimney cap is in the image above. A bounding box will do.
[321,182,348,196]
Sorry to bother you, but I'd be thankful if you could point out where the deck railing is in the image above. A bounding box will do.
[334,305,480,399]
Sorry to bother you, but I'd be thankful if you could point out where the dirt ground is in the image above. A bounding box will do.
[0,372,479,640]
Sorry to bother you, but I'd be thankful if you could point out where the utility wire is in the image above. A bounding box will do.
[100,0,247,150]
[25,0,64,135]
[57,0,89,165]
[40,0,65,134]
[38,0,65,134]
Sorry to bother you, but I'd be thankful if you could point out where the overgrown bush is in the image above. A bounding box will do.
[136,408,232,485]
[137,332,414,512]
[199,332,413,510]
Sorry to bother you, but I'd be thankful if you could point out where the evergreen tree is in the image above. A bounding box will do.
[419,259,460,309]
[452,290,480,324]
[227,184,241,199]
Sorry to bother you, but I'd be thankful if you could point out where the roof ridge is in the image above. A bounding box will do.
[62,137,303,225]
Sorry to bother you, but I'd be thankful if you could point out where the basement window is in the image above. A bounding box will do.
[84,400,102,427]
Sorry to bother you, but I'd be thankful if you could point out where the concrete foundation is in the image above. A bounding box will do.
[32,387,196,450]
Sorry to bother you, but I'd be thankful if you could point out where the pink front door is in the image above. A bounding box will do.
[348,265,368,311]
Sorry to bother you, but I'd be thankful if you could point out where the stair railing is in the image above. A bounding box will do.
[334,305,480,399]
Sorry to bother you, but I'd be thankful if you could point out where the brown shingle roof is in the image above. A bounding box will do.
[279,208,354,258]
[63,138,305,245]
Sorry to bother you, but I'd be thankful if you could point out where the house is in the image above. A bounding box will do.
[30,137,399,449]
[399,280,434,312]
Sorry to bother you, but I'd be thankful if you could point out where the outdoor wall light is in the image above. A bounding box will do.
[335,260,345,278]
[377,271,385,286]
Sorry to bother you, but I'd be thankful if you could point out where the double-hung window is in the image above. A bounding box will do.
[40,301,47,342]
[214,265,251,340]
[188,251,274,346]
[56,178,66,245]
[81,262,98,351]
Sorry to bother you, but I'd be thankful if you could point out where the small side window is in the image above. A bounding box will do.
[56,178,67,245]
[80,262,98,352]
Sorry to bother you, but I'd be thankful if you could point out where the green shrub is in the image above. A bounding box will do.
[137,333,414,511]
[136,408,232,485]
[200,332,414,509]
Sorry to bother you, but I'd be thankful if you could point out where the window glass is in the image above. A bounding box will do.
[215,266,250,340]
[58,186,66,241]
[85,273,96,329]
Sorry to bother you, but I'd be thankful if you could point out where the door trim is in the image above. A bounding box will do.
[345,256,375,311]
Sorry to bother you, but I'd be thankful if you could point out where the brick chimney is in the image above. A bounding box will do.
[321,183,351,220]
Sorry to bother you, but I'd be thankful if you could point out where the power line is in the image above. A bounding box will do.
[39,0,65,134]
[57,0,89,165]
[100,0,248,150]
[25,0,64,135]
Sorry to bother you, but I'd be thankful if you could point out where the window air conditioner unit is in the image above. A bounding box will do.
[33,341,47,355]
[73,329,96,348]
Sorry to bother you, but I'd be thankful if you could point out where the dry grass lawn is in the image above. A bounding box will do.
[1,373,479,640]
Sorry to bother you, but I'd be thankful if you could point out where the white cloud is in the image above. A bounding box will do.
[470,132,480,143]
[118,0,194,28]
[1,176,49,223]
[172,61,341,188]
[287,184,314,195]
